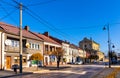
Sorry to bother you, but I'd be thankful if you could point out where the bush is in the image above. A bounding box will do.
[30,53,43,61]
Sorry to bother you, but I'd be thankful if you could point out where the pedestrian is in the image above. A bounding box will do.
[12,64,18,74]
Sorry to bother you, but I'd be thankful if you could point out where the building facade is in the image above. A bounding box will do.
[79,37,104,62]
[0,22,44,69]
[33,32,61,65]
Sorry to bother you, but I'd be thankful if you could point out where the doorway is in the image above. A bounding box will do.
[6,56,11,69]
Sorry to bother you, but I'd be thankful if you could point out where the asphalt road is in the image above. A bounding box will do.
[8,65,105,78]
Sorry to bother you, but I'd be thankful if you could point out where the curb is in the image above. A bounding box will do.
[0,72,33,78]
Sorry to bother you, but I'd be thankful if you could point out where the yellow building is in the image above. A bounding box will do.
[79,37,100,53]
[79,37,104,62]
[97,51,104,61]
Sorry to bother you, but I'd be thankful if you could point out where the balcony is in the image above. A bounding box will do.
[5,46,19,52]
[5,46,31,53]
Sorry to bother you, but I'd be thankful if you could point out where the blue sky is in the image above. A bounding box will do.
[0,0,120,55]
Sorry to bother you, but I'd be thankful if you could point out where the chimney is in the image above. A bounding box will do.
[24,26,29,31]
[43,32,49,37]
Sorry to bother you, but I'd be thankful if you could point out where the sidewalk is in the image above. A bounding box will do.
[0,65,71,78]
[92,68,114,78]
[92,65,120,78]
[23,64,71,73]
[0,70,33,78]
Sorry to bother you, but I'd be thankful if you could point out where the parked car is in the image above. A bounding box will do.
[75,56,83,65]
[111,59,117,64]
[75,61,83,65]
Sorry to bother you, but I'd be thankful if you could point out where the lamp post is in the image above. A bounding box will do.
[103,24,111,68]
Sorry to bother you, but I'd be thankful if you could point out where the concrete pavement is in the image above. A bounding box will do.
[92,65,120,78]
[1,64,120,78]
[0,65,71,78]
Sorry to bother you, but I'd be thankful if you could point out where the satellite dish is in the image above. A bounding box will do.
[5,39,12,45]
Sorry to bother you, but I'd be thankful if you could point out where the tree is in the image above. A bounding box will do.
[30,52,43,70]
[89,55,99,62]
[30,52,43,61]
[94,55,99,60]
[50,47,65,68]
[109,51,117,63]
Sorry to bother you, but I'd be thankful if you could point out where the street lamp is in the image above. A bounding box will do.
[103,24,111,68]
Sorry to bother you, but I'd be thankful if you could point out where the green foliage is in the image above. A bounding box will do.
[30,52,43,61]
[63,58,67,62]
[51,47,65,58]
[50,47,65,68]
[89,55,99,60]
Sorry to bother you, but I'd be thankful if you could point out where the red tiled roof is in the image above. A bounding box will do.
[0,22,43,41]
[50,36,70,45]
[33,32,61,46]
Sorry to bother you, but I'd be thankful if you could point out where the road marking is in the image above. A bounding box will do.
[49,70,87,75]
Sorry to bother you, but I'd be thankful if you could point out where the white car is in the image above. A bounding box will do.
[75,61,83,65]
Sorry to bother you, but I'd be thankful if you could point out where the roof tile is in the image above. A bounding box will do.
[0,22,42,41]
[33,33,61,45]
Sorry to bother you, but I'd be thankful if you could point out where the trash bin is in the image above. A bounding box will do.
[12,64,19,74]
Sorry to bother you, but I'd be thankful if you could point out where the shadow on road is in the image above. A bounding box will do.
[0,70,33,78]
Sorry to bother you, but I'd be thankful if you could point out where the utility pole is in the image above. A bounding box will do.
[103,24,111,68]
[19,3,23,73]
[82,42,85,64]
[107,24,111,68]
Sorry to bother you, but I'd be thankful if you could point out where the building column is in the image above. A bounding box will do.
[0,32,2,70]
[0,32,5,70]
[27,54,31,67]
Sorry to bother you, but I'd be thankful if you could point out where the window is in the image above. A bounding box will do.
[29,43,40,50]
[30,43,32,48]
[11,40,19,47]
[14,56,27,63]
[23,56,27,63]
[14,56,19,63]
[45,45,48,51]
[32,43,34,49]
[11,40,14,47]
[14,59,18,63]
[35,44,39,50]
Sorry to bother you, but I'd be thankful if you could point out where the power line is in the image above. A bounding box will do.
[23,6,81,43]
[0,8,18,21]
[27,0,57,6]
[0,0,18,9]
[1,0,119,45]
[1,0,63,34]
[0,4,18,24]
[24,9,74,40]
[0,0,107,44]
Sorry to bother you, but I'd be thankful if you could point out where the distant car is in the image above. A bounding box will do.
[112,60,117,64]
[75,61,83,65]
[117,60,120,64]
[104,62,109,65]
